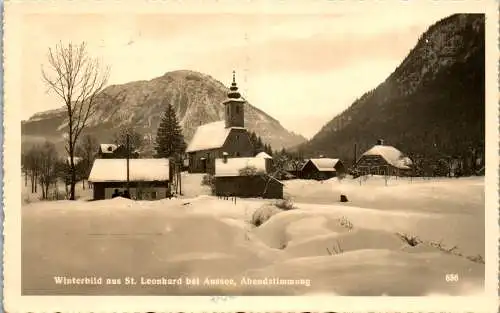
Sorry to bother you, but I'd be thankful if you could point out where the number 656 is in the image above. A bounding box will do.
[445,274,459,282]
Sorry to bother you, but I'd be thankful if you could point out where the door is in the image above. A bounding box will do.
[201,159,207,173]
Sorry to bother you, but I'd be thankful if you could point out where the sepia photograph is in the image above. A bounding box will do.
[3,0,498,312]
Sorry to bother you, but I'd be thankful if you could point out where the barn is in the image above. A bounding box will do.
[300,158,346,180]
[88,158,171,200]
[353,139,412,176]
[186,72,254,174]
[214,156,283,199]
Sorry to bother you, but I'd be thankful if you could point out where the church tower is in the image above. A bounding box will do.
[223,71,245,128]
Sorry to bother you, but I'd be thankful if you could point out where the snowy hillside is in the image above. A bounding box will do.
[22,176,484,295]
[300,14,485,164]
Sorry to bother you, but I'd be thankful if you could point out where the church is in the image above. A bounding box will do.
[186,71,254,174]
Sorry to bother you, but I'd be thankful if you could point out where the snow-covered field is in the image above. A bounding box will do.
[22,174,485,296]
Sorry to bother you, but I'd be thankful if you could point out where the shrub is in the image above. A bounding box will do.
[274,199,297,211]
[251,204,282,227]
[338,216,354,230]
[396,232,421,247]
[239,165,265,176]
[466,254,485,264]
[250,200,298,227]
[326,241,344,255]
[201,174,216,195]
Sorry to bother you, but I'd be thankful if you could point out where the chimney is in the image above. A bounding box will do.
[377,139,384,145]
[222,152,229,163]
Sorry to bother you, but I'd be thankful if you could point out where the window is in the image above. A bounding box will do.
[236,105,240,114]
[151,191,157,200]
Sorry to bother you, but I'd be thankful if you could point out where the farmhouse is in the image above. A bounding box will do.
[354,139,412,176]
[186,72,253,174]
[88,158,171,200]
[214,156,283,199]
[300,158,346,180]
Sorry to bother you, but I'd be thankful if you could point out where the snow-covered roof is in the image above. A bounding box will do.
[215,157,267,177]
[301,158,340,172]
[99,144,119,154]
[361,145,412,169]
[88,158,170,182]
[255,151,272,159]
[186,121,231,153]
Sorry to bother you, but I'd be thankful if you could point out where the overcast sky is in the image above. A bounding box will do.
[19,7,459,138]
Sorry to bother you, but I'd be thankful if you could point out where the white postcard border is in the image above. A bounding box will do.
[3,0,499,312]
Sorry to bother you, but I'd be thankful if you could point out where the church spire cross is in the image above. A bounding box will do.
[228,70,240,97]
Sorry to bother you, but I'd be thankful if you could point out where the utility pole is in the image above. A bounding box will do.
[126,133,130,194]
[353,143,357,167]
[178,155,182,195]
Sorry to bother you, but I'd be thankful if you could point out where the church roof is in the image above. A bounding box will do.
[187,71,248,153]
[186,121,245,153]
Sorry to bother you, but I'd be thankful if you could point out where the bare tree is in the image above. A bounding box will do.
[38,142,60,199]
[113,125,144,157]
[24,145,41,193]
[290,157,303,177]
[41,42,109,200]
[262,152,289,196]
[76,134,98,189]
[21,152,29,187]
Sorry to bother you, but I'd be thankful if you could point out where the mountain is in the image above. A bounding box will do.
[299,14,485,167]
[22,70,306,155]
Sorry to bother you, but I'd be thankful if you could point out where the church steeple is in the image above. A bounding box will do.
[227,70,242,99]
[223,70,245,128]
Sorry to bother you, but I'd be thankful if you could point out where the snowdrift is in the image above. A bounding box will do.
[22,176,485,295]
